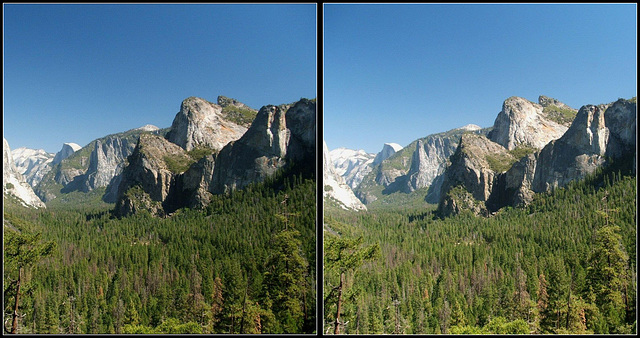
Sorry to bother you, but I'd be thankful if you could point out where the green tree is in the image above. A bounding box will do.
[263,228,308,333]
[586,225,629,333]
[3,220,55,334]
[324,235,379,334]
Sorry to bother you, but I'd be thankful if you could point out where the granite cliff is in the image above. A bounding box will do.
[115,97,315,217]
[165,96,254,152]
[438,97,635,217]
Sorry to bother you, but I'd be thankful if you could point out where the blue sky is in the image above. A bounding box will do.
[3,4,316,153]
[324,4,637,153]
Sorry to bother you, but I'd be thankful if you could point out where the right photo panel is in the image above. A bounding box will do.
[323,3,637,335]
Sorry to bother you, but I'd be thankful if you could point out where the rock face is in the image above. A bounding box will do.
[439,97,636,217]
[488,96,572,150]
[178,154,216,209]
[115,98,315,217]
[166,96,252,152]
[11,147,55,187]
[405,134,459,194]
[3,138,46,208]
[80,136,136,192]
[52,143,82,165]
[210,99,315,194]
[329,147,376,189]
[323,142,367,211]
[532,100,635,192]
[438,133,514,216]
[114,133,193,217]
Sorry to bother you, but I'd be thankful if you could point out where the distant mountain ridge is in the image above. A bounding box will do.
[354,125,489,205]
[329,147,376,189]
[34,125,166,203]
[331,95,635,216]
[13,94,313,213]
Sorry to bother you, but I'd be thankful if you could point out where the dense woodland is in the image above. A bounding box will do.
[4,169,316,334]
[324,158,636,334]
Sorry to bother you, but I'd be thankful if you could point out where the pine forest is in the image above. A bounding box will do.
[323,157,636,334]
[4,169,316,334]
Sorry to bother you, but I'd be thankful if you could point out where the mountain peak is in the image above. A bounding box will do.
[217,95,255,112]
[538,95,575,110]
[457,124,482,131]
[166,96,249,151]
[488,96,570,150]
[135,124,160,132]
[51,142,82,165]
[372,143,403,166]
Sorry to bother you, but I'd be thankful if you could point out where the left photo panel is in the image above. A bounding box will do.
[3,3,317,334]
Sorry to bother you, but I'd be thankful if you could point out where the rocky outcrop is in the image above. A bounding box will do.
[210,99,315,194]
[538,95,575,111]
[372,143,403,166]
[166,96,251,151]
[52,143,82,166]
[11,147,55,187]
[114,133,193,217]
[217,95,255,112]
[603,98,636,158]
[114,98,314,217]
[178,154,216,209]
[440,97,636,217]
[323,142,367,211]
[80,136,136,192]
[439,133,514,211]
[3,138,46,208]
[488,96,571,150]
[329,147,375,189]
[532,100,634,192]
[496,153,538,207]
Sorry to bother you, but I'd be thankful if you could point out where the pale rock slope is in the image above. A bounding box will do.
[323,141,367,211]
[329,147,376,189]
[3,138,46,208]
[11,147,55,187]
[166,96,253,151]
[488,96,573,150]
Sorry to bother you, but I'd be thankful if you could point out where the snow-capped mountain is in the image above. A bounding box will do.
[11,147,55,187]
[329,147,376,189]
[3,138,46,208]
[323,141,367,211]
